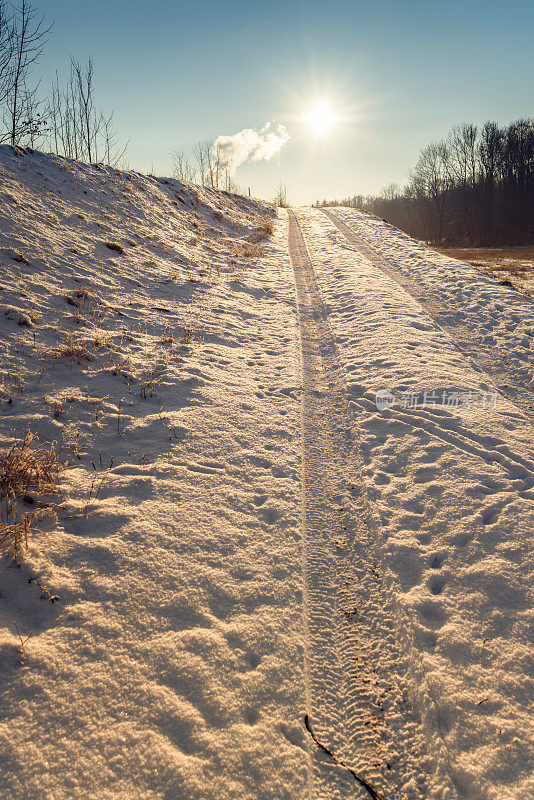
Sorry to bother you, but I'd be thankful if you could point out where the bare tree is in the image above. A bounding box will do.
[478,120,502,241]
[448,123,478,240]
[18,79,45,145]
[0,1,14,107]
[101,110,128,167]
[47,67,81,159]
[503,119,534,228]
[379,182,400,202]
[410,142,450,240]
[322,116,533,245]
[223,165,239,193]
[193,139,211,185]
[171,148,196,182]
[274,181,288,207]
[47,57,128,166]
[71,57,100,162]
[4,0,51,146]
[210,142,228,189]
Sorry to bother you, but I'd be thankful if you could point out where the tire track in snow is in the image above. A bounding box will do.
[288,210,429,800]
[323,210,534,421]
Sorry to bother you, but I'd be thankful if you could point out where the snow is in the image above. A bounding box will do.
[296,208,533,800]
[0,148,532,800]
[0,147,308,800]
[432,247,534,298]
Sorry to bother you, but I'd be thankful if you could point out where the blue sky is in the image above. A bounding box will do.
[35,0,534,203]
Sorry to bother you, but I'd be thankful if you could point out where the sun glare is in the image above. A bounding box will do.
[302,101,337,135]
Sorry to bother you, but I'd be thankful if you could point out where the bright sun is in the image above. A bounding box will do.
[302,101,336,134]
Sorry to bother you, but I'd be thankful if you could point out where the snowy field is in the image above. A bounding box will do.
[0,147,532,800]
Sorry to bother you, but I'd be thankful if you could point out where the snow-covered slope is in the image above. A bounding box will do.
[0,147,308,800]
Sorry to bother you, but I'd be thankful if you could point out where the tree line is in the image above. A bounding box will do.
[0,1,248,191]
[0,2,285,198]
[316,118,534,245]
[0,0,126,165]
[171,141,241,192]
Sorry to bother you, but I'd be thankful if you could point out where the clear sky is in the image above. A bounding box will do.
[34,0,534,204]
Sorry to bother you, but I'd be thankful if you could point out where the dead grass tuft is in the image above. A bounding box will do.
[232,242,265,259]
[140,361,167,399]
[51,400,63,417]
[65,287,107,326]
[181,327,194,344]
[0,370,24,397]
[0,430,66,558]
[0,506,56,560]
[38,333,95,365]
[247,217,274,243]
[92,332,113,349]
[160,326,175,350]
[0,430,64,500]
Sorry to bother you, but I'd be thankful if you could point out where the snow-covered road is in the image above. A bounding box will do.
[323,209,534,419]
[291,208,533,800]
[289,210,432,800]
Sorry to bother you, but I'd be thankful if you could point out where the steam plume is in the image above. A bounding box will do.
[214,121,289,175]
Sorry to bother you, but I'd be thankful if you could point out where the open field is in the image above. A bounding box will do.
[433,246,534,296]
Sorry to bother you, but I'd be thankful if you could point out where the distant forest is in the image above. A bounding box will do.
[317,118,534,245]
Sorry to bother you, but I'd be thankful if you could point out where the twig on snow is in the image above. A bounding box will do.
[304,714,388,800]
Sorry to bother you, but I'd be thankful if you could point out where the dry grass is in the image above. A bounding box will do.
[105,355,133,378]
[434,246,534,295]
[0,430,66,558]
[139,360,168,399]
[160,326,174,345]
[434,246,534,271]
[38,333,95,365]
[51,400,63,418]
[0,506,55,560]
[65,287,107,326]
[0,431,64,499]
[0,370,24,397]
[92,331,113,349]
[232,242,265,259]
[181,326,194,344]
[247,217,274,243]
